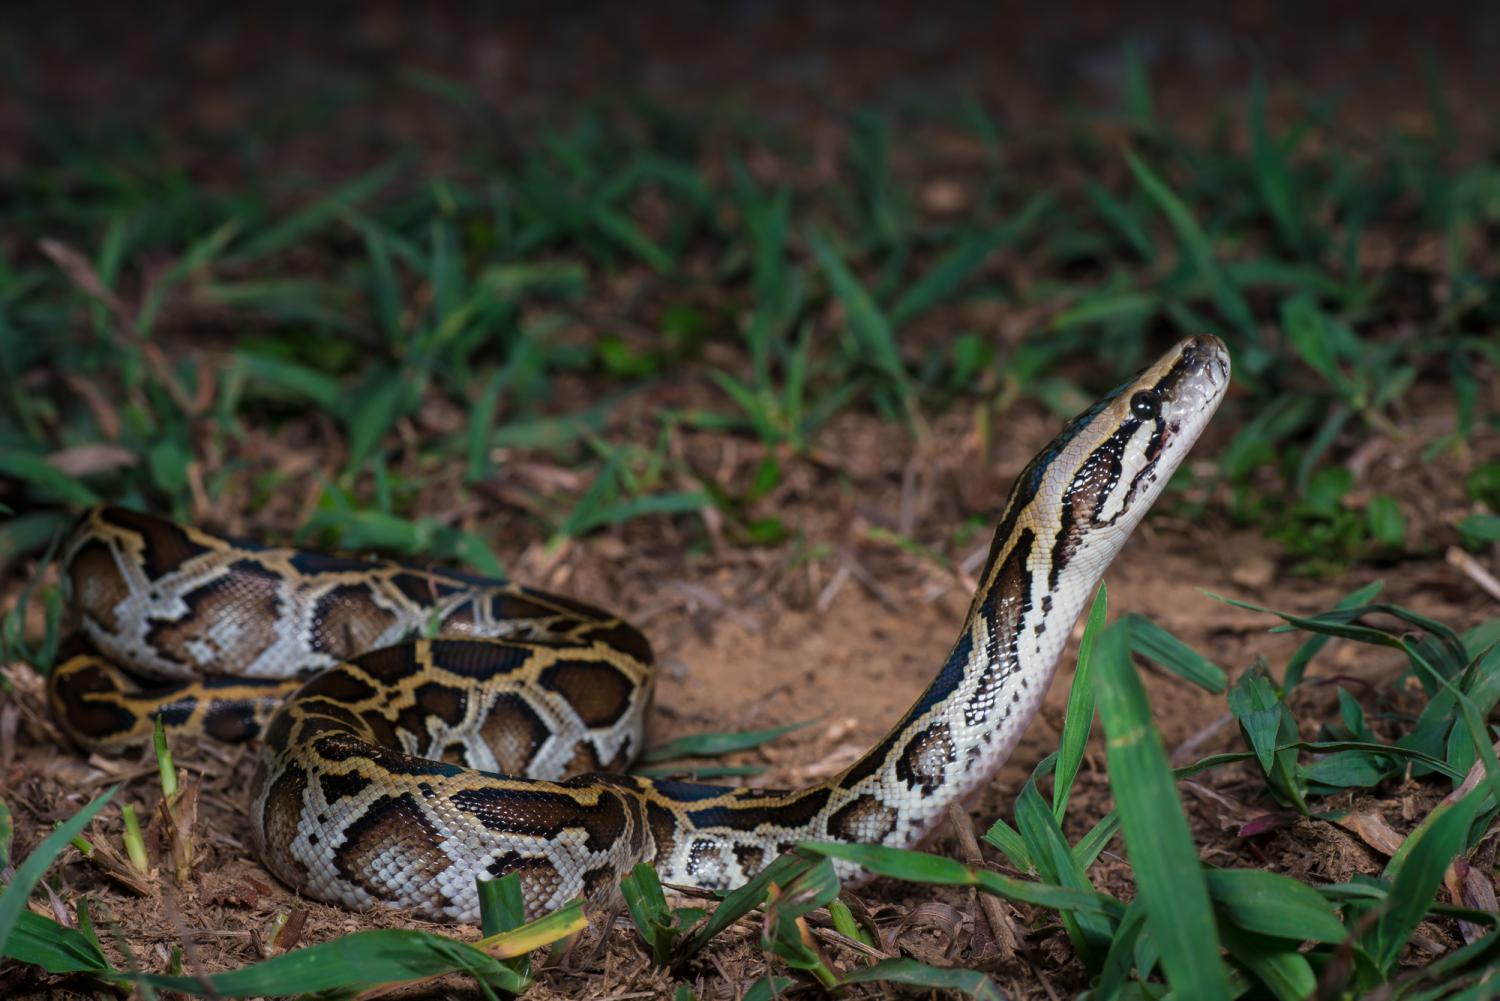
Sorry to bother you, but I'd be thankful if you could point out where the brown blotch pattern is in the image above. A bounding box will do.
[826,794,897,843]
[311,584,399,660]
[733,844,765,875]
[560,740,603,777]
[300,667,380,704]
[333,792,452,901]
[351,643,422,684]
[258,762,312,884]
[646,801,680,866]
[413,681,467,726]
[66,539,129,631]
[687,787,832,831]
[318,769,373,804]
[485,852,566,910]
[393,681,469,746]
[538,660,636,728]
[452,784,629,854]
[148,561,284,673]
[49,657,140,744]
[478,693,553,774]
[895,722,957,795]
[202,701,263,742]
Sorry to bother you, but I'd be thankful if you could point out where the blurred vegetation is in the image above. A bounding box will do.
[0,52,1495,586]
[3,46,1500,1001]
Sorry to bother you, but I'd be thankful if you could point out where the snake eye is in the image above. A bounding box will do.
[1129,391,1160,421]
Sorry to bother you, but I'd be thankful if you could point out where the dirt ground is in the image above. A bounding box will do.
[4,368,1496,999]
[4,3,1500,998]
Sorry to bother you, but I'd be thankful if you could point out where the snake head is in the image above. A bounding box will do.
[1021,334,1231,567]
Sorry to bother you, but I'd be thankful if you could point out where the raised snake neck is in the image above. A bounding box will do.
[49,336,1229,922]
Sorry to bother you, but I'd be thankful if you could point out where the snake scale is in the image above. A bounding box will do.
[48,335,1229,923]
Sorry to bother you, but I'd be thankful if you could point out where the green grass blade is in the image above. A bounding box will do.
[558,490,709,540]
[1122,41,1155,131]
[1092,898,1149,999]
[1125,149,1260,354]
[3,911,112,976]
[342,368,426,474]
[888,193,1051,325]
[237,159,403,261]
[801,842,1123,918]
[126,904,585,997]
[1248,75,1307,258]
[808,231,912,404]
[1122,613,1226,693]
[1016,778,1112,967]
[0,449,102,506]
[981,816,1032,871]
[476,873,526,938]
[1071,810,1120,870]
[742,975,796,1001]
[0,787,117,964]
[232,352,343,410]
[1093,623,1231,999]
[1282,580,1383,690]
[640,719,814,764]
[677,850,822,960]
[620,863,674,965]
[1055,585,1106,819]
[1370,786,1486,971]
[837,957,1003,999]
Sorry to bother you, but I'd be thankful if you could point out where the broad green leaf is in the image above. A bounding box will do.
[3,911,112,976]
[1219,923,1318,1001]
[1205,869,1347,943]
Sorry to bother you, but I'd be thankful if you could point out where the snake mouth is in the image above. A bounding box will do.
[1157,335,1231,413]
[1147,335,1230,456]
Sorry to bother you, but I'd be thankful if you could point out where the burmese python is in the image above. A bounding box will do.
[48,335,1229,923]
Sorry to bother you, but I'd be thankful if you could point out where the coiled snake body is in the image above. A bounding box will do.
[49,336,1229,922]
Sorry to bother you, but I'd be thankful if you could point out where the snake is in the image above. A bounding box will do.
[46,335,1229,924]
